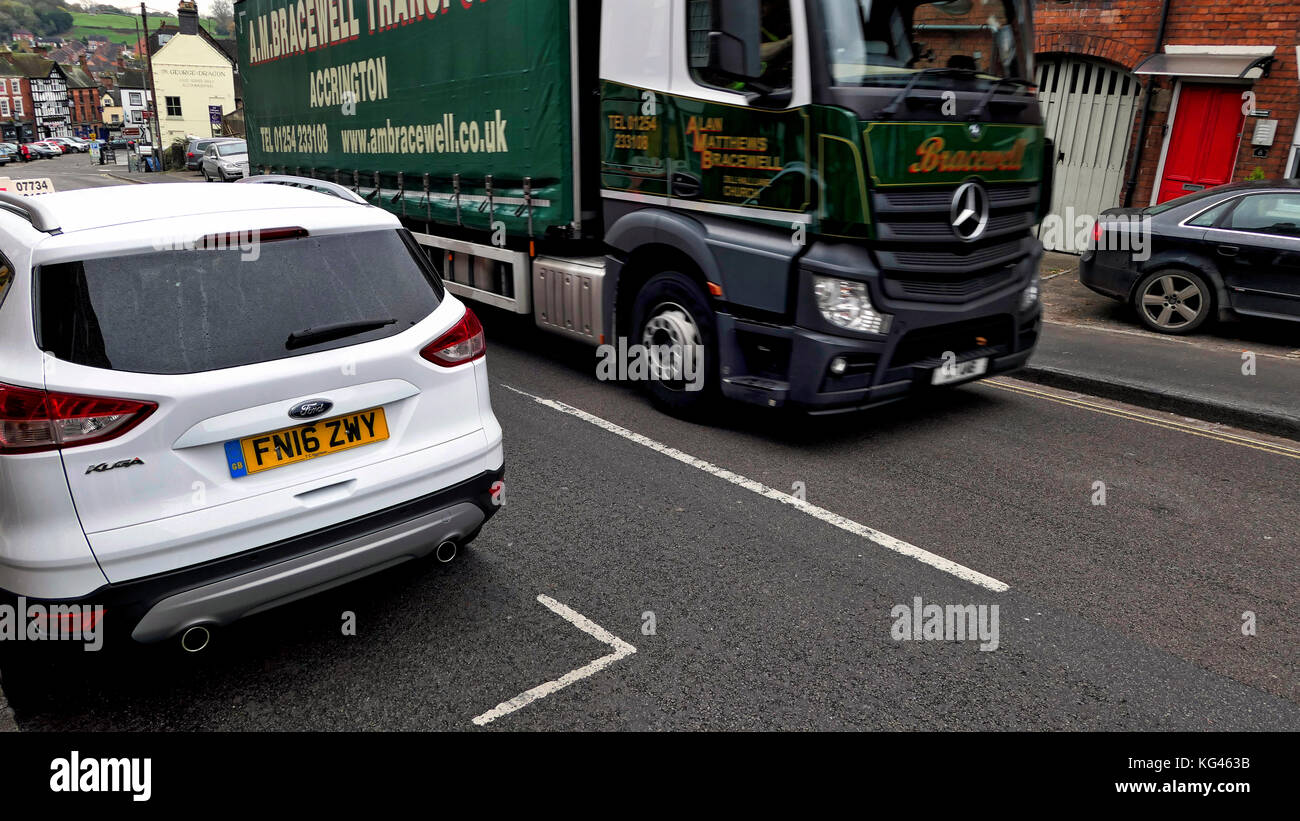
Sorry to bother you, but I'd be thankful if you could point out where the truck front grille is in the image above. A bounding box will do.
[871,183,1039,303]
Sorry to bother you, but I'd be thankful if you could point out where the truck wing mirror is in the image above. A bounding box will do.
[688,0,762,82]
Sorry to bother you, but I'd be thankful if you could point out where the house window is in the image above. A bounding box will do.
[165,96,182,117]
[111,113,120,123]
[128,91,142,106]
[0,98,8,117]
[9,79,18,95]
[12,98,21,117]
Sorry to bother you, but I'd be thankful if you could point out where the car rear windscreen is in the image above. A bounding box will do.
[38,229,444,374]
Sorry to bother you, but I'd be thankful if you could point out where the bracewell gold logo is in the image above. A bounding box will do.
[908,136,1029,174]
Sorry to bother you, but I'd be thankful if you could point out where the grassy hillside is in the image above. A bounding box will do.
[64,11,220,46]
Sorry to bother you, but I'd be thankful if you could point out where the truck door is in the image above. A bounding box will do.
[670,0,810,217]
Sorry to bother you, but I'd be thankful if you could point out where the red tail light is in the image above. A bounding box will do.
[1092,221,1104,244]
[0,383,156,454]
[420,308,486,367]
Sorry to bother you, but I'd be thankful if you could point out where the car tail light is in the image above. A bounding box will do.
[0,382,156,454]
[1092,221,1104,244]
[420,308,486,367]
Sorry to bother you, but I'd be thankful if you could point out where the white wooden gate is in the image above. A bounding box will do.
[1035,55,1143,251]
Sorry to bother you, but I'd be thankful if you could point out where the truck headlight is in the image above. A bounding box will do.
[1019,273,1040,313]
[812,276,893,335]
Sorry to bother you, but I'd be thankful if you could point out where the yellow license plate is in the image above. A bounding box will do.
[225,408,389,478]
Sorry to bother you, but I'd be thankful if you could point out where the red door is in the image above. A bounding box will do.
[1155,84,1246,204]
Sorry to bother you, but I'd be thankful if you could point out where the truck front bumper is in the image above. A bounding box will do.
[716,239,1043,413]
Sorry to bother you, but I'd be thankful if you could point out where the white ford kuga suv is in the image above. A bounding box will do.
[0,178,504,658]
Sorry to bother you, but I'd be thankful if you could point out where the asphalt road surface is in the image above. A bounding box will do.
[5,168,1297,730]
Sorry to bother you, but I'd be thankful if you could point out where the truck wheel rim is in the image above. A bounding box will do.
[1140,274,1203,329]
[642,302,702,392]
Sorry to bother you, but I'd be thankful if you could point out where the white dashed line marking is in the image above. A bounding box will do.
[501,385,1009,593]
[471,595,636,727]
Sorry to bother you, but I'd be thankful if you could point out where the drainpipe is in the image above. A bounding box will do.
[1123,0,1173,207]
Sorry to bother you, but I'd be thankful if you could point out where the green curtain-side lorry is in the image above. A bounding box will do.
[235,0,1050,416]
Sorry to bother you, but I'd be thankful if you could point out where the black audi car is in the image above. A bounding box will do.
[1080,180,1300,334]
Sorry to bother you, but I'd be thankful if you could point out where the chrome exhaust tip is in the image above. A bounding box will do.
[179,625,212,653]
[435,540,458,563]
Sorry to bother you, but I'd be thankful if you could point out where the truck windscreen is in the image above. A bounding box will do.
[817,0,1032,88]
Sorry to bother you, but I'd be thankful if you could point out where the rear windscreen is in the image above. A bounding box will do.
[38,229,444,374]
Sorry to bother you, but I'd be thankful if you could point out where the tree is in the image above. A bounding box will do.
[33,3,74,37]
[0,1,39,38]
[211,0,233,36]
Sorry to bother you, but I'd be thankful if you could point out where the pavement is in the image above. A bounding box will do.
[1023,251,1300,438]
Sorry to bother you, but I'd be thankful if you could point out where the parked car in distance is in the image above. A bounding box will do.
[202,139,248,182]
[186,136,237,170]
[23,142,58,158]
[0,179,504,671]
[1081,180,1300,334]
[47,137,87,153]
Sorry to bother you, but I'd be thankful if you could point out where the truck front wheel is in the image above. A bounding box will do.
[630,271,720,417]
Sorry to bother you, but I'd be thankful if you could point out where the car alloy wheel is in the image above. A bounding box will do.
[1136,270,1210,333]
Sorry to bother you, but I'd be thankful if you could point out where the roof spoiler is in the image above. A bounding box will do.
[235,174,370,205]
[0,191,61,234]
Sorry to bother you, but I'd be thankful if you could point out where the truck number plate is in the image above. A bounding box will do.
[931,357,989,386]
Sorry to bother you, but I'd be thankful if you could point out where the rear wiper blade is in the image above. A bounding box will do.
[879,67,978,119]
[966,76,1036,121]
[285,318,396,350]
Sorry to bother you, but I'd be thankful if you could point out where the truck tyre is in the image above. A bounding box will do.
[1132,269,1213,334]
[630,271,720,417]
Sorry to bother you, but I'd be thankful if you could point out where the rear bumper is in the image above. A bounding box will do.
[0,467,503,645]
[1078,250,1136,301]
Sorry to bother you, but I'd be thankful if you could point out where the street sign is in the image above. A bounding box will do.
[0,177,56,195]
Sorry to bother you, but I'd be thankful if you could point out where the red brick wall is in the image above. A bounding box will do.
[1034,0,1300,204]
[70,87,100,127]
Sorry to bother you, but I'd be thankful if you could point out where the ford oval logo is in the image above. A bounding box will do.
[288,399,333,420]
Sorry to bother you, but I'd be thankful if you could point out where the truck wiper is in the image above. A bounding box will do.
[966,76,1035,122]
[285,318,397,350]
[879,67,978,120]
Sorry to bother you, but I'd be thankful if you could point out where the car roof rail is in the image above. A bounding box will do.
[235,174,370,206]
[0,191,61,234]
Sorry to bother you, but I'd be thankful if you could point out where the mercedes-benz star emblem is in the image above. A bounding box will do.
[950,182,990,241]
